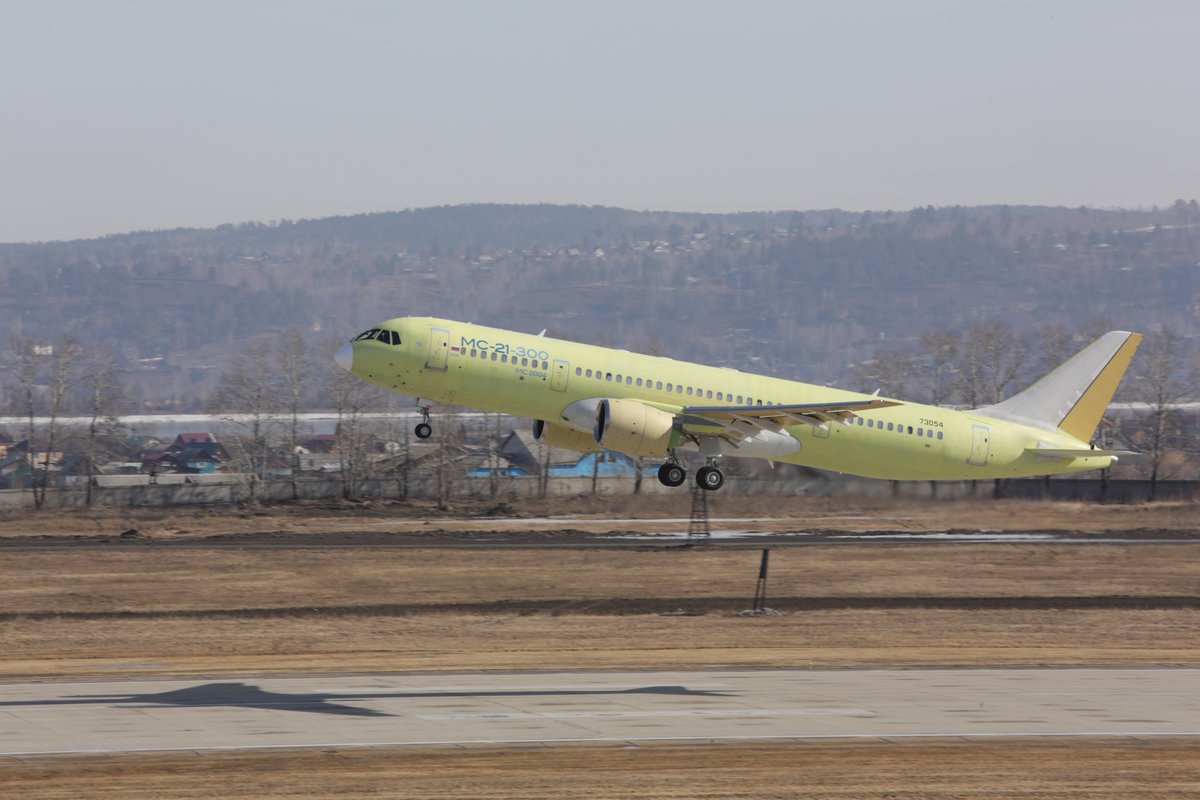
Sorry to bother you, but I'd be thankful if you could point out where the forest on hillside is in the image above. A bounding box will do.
[2,201,1198,411]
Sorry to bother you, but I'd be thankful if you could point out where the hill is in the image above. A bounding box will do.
[1,201,1197,410]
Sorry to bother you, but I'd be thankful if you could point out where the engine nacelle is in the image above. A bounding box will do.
[532,419,602,453]
[593,398,676,457]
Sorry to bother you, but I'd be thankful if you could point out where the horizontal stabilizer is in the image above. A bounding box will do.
[1026,447,1139,460]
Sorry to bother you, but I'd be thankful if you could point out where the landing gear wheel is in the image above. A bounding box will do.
[696,465,724,491]
[415,422,432,439]
[657,462,687,487]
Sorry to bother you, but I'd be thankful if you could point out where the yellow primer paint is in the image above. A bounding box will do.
[1058,333,1142,441]
[342,317,1136,483]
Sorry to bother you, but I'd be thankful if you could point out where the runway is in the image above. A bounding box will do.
[1,668,1197,756]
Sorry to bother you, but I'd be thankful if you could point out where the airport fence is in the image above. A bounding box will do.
[0,475,1196,511]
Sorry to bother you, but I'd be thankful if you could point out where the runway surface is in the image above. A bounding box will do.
[1,668,1197,755]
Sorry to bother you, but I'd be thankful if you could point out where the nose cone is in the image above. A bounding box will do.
[334,342,354,372]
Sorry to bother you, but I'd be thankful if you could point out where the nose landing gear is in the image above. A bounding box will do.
[414,401,433,439]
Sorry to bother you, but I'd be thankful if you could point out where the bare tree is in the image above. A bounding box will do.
[954,321,1028,406]
[77,345,125,506]
[1124,330,1192,499]
[210,340,279,504]
[850,348,913,398]
[7,337,83,509]
[275,331,311,500]
[913,330,960,405]
[1034,323,1074,374]
[329,357,384,499]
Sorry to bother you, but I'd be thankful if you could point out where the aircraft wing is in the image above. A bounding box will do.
[681,398,901,434]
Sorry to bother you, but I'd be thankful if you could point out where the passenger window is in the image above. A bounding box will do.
[586,369,593,378]
[490,352,498,361]
[867,419,874,428]
[626,376,632,384]
[706,390,713,399]
[470,349,477,357]
[667,383,673,392]
[636,378,642,386]
[737,396,744,404]
[907,426,913,434]
[887,422,894,431]
[917,427,924,436]
[519,357,526,366]
[606,372,612,381]
[686,387,693,396]
[717,392,724,401]
[857,418,864,426]
[501,354,508,363]
[576,367,582,376]
[937,431,943,440]
[656,381,663,390]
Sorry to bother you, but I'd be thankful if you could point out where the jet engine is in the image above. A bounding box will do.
[593,398,676,456]
[532,419,602,453]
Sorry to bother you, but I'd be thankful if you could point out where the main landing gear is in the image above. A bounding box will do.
[657,461,687,487]
[414,401,433,439]
[657,455,725,491]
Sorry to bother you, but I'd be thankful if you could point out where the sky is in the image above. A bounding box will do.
[2,0,1198,243]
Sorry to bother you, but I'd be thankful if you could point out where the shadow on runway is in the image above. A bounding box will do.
[0,682,734,717]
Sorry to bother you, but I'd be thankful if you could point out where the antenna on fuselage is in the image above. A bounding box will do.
[537,329,547,337]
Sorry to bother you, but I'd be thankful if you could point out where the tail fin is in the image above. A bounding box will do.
[978,331,1142,442]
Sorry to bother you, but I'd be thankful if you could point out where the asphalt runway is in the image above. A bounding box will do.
[1,668,1197,756]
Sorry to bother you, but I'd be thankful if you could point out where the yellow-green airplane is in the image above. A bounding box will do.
[335,318,1140,491]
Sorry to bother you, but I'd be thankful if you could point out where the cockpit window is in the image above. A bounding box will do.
[352,328,401,345]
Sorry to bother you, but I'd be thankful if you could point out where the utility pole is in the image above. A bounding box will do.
[751,549,770,614]
[688,482,710,539]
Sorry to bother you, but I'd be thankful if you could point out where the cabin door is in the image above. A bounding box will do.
[967,424,990,466]
[550,359,570,392]
[426,327,450,371]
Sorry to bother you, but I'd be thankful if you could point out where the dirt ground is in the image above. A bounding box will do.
[1,497,1197,798]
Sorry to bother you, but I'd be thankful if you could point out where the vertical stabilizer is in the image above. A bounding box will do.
[978,331,1142,442]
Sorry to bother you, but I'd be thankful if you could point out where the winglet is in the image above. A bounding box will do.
[980,331,1142,442]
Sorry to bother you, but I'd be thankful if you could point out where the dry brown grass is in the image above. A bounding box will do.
[2,542,1197,680]
[5,740,1199,799]
[3,543,1197,616]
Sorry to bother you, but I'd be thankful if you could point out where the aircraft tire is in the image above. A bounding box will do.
[415,422,432,439]
[696,465,724,491]
[657,463,687,487]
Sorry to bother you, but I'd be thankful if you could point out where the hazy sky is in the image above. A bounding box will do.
[3,0,1198,243]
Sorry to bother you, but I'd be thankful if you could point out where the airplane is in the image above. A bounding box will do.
[334,317,1141,491]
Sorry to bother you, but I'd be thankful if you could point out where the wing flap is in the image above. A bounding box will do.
[683,398,901,435]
